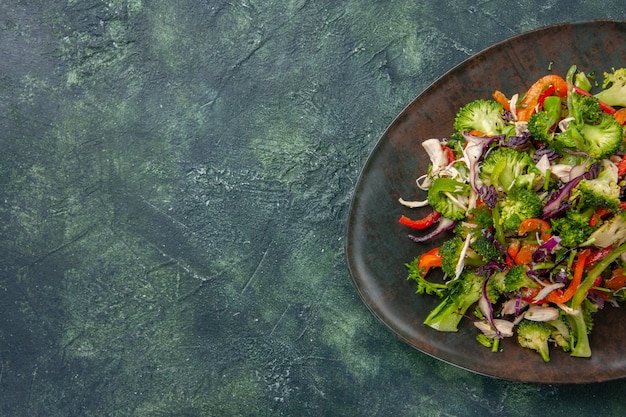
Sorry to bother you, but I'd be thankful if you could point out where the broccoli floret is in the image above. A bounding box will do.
[489,264,538,295]
[439,235,499,278]
[516,320,552,362]
[423,271,484,331]
[453,99,508,137]
[497,188,544,233]
[472,235,501,262]
[595,67,626,108]
[571,93,603,125]
[550,208,595,248]
[406,258,448,297]
[427,177,470,221]
[476,333,496,349]
[504,264,539,292]
[553,99,623,160]
[547,318,572,352]
[588,210,626,248]
[455,205,495,238]
[480,147,541,192]
[485,272,504,303]
[439,236,466,277]
[469,204,494,229]
[439,236,476,277]
[574,114,623,159]
[575,159,621,210]
[528,96,562,142]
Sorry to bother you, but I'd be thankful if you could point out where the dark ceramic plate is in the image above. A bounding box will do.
[346,20,626,384]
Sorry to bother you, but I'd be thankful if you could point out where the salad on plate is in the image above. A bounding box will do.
[399,65,626,362]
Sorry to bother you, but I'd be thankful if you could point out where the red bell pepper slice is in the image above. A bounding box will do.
[399,211,441,230]
[537,85,556,107]
[589,207,612,227]
[514,243,539,265]
[546,249,590,304]
[442,145,455,164]
[517,74,568,122]
[585,246,613,266]
[617,157,626,177]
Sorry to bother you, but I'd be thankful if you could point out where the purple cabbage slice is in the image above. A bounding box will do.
[408,218,455,243]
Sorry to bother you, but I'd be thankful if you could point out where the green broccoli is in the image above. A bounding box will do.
[454,205,495,238]
[516,320,552,362]
[504,264,539,292]
[488,264,538,296]
[439,236,489,278]
[423,271,484,332]
[427,177,470,221]
[571,93,604,125]
[479,147,541,192]
[472,235,501,261]
[439,236,467,278]
[453,99,508,137]
[476,333,496,349]
[552,97,623,160]
[485,272,504,303]
[575,159,621,210]
[547,318,572,352]
[406,258,448,297]
[469,204,494,229]
[527,96,563,142]
[497,188,544,233]
[550,208,595,248]
[574,114,623,159]
[594,67,626,108]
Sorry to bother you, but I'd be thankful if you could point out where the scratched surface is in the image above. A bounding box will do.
[1,1,626,416]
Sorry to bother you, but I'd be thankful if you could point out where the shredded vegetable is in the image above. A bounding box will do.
[399,65,626,361]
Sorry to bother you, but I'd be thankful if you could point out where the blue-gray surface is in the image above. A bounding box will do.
[1,1,625,415]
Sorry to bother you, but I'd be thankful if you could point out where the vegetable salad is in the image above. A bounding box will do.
[400,65,626,361]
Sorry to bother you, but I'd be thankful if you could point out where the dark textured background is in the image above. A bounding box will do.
[1,1,625,415]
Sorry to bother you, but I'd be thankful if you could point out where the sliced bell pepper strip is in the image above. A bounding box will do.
[517,75,568,122]
[617,157,626,177]
[506,239,521,268]
[442,144,456,164]
[585,246,612,267]
[517,218,551,243]
[468,129,487,137]
[537,85,556,107]
[514,243,539,265]
[492,90,511,111]
[417,247,442,273]
[614,108,626,125]
[572,242,626,309]
[605,267,626,291]
[399,211,441,230]
[546,249,590,304]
